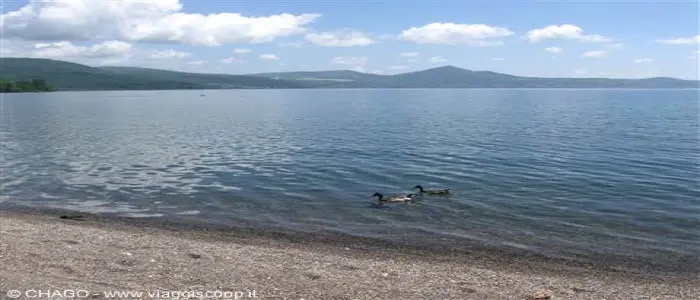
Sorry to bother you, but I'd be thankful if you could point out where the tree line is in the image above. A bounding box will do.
[0,78,55,93]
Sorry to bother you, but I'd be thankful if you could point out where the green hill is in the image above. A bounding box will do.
[0,58,207,90]
[99,66,305,89]
[244,70,387,88]
[253,66,700,89]
[0,58,303,91]
[1,57,697,91]
[248,70,383,82]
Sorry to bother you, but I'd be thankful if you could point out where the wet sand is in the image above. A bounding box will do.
[0,210,698,300]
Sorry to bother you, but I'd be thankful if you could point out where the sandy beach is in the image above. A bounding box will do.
[0,210,698,300]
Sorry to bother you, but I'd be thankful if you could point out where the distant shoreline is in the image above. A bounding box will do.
[2,87,700,93]
[1,208,698,300]
[1,58,698,90]
[0,90,54,94]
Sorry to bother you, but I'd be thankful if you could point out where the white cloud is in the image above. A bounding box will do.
[633,58,652,63]
[30,40,132,59]
[492,57,505,61]
[304,29,375,47]
[689,50,700,60]
[0,0,320,46]
[582,50,607,58]
[406,59,418,63]
[331,56,370,72]
[582,35,611,43]
[655,35,700,45]
[399,23,514,46]
[149,49,191,59]
[388,65,409,70]
[87,41,132,56]
[400,52,419,58]
[526,24,611,43]
[574,68,588,76]
[188,60,207,66]
[280,41,304,47]
[0,41,20,56]
[234,48,251,54]
[544,47,562,54]
[259,54,279,60]
[280,42,304,48]
[468,40,505,47]
[429,56,448,63]
[220,57,247,64]
[606,43,624,50]
[378,34,398,41]
[331,56,368,66]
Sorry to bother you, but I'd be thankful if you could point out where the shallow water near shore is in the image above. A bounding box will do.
[1,89,698,270]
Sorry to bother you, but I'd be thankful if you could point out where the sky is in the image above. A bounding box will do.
[0,0,698,79]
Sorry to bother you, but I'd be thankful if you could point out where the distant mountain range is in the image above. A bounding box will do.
[1,57,697,91]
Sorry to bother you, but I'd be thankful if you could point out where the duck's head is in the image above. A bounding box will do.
[413,185,424,191]
[372,192,383,198]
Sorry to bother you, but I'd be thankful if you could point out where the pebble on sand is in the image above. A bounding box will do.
[532,289,552,299]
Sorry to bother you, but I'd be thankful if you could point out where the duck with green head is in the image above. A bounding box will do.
[413,185,451,195]
[372,192,414,203]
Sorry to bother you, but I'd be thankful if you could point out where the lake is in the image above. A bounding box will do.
[1,89,698,269]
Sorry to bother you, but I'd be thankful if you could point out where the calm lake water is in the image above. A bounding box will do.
[1,89,698,266]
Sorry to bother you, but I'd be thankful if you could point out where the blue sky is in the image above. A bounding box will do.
[1,0,699,79]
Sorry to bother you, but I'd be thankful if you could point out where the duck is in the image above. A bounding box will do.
[413,185,451,195]
[372,192,414,203]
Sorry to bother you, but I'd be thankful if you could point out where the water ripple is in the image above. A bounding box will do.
[1,89,699,266]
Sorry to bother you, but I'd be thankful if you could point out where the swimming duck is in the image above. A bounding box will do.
[413,185,451,195]
[372,192,414,203]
